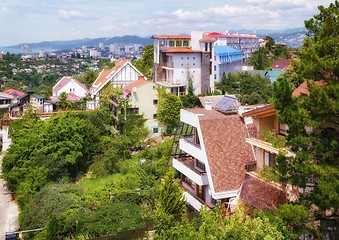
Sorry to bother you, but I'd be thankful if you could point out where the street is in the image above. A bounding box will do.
[0,154,19,240]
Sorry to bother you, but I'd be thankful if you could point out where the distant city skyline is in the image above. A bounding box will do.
[0,0,334,46]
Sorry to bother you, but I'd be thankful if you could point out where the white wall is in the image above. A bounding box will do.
[170,53,202,95]
[56,79,88,97]
[111,64,142,87]
[128,81,160,135]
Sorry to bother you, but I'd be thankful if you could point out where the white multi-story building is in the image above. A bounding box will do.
[206,32,259,59]
[172,104,255,211]
[152,31,215,95]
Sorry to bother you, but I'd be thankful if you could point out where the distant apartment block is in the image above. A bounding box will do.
[206,32,259,59]
[21,44,32,53]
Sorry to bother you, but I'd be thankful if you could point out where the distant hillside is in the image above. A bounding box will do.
[1,35,154,53]
[0,28,307,53]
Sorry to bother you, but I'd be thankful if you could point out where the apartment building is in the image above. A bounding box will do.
[206,32,259,59]
[152,31,215,95]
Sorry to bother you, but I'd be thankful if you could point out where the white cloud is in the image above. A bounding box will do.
[0,6,11,14]
[58,9,92,20]
[172,9,204,20]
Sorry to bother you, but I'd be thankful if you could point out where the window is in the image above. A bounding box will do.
[153,127,159,133]
[279,123,289,136]
[193,63,195,66]
[214,74,216,79]
[264,150,276,167]
[181,63,183,66]
[187,57,189,59]
[214,65,216,71]
[153,114,157,119]
[181,57,183,59]
[153,99,158,105]
[193,57,195,59]
[195,159,206,171]
[128,108,139,114]
[70,88,72,92]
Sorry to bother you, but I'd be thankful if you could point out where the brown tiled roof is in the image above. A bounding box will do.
[292,80,326,97]
[161,47,201,53]
[3,89,25,97]
[271,59,292,70]
[152,35,191,40]
[240,173,286,210]
[241,104,275,117]
[124,76,148,91]
[187,109,255,193]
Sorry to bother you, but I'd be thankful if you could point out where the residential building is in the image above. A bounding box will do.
[171,103,255,211]
[89,59,144,109]
[213,45,242,82]
[52,76,89,98]
[271,59,292,70]
[240,104,315,202]
[205,32,259,59]
[9,89,54,116]
[152,31,215,95]
[123,76,161,136]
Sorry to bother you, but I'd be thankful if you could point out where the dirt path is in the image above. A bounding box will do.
[0,154,20,240]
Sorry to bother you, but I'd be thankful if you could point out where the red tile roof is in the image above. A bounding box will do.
[92,69,112,87]
[200,36,216,43]
[3,88,25,97]
[240,173,286,210]
[206,32,258,39]
[124,76,149,92]
[152,35,191,40]
[292,80,326,97]
[271,59,292,70]
[187,109,255,193]
[161,47,201,53]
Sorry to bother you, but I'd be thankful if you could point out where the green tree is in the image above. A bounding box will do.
[154,168,185,239]
[76,69,99,85]
[157,87,183,135]
[273,1,339,214]
[180,72,201,108]
[216,72,273,104]
[155,205,284,240]
[132,44,154,78]
[57,92,72,110]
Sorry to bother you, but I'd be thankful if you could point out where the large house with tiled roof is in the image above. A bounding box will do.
[172,105,255,210]
[88,60,144,109]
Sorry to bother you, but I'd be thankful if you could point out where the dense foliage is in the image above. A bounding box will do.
[157,87,183,135]
[155,205,284,240]
[249,36,290,70]
[272,0,338,227]
[215,72,273,104]
[132,44,154,78]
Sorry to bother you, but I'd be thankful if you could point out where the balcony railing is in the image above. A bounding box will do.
[181,136,201,149]
[182,183,214,210]
[177,156,206,176]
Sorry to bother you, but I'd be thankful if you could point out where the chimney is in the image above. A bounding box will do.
[205,100,212,110]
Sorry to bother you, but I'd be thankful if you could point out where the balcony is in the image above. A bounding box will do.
[179,138,205,161]
[182,184,214,211]
[173,156,208,186]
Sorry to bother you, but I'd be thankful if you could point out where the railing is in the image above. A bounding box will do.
[181,136,201,149]
[177,156,206,176]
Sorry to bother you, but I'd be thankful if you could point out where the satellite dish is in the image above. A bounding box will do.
[132,87,137,92]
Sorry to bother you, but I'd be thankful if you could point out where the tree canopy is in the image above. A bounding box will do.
[132,44,154,78]
[216,72,273,105]
[273,1,339,214]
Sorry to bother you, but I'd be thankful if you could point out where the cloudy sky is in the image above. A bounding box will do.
[0,0,334,46]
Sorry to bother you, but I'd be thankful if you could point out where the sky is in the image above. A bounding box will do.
[0,0,334,46]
